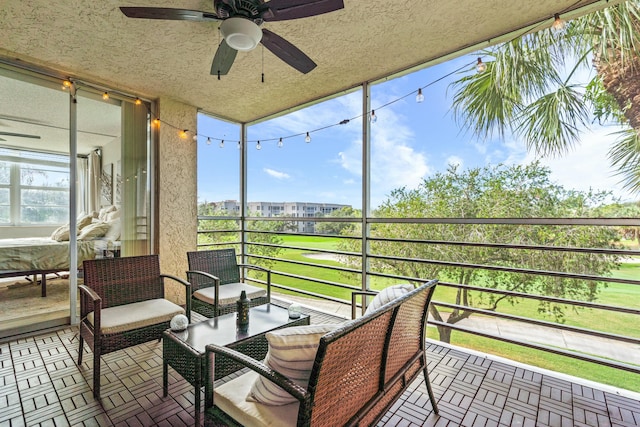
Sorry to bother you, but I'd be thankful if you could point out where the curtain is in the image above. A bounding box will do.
[77,156,88,215]
[88,149,101,213]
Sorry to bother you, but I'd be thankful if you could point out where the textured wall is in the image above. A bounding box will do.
[158,97,197,305]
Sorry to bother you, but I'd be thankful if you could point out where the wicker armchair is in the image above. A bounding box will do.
[186,249,271,318]
[205,279,439,427]
[77,255,190,398]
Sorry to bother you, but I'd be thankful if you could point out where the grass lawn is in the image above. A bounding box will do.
[261,235,640,392]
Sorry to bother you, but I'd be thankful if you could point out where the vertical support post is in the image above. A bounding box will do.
[69,86,78,324]
[361,82,371,316]
[240,123,248,268]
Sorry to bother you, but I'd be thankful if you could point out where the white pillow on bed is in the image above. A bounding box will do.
[78,222,110,240]
[50,224,71,241]
[104,219,121,241]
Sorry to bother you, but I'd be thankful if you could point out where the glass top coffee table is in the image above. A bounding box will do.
[162,304,310,427]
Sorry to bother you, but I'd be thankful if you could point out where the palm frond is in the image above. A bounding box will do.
[608,127,640,193]
[516,83,589,157]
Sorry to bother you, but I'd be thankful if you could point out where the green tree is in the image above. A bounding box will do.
[197,202,284,271]
[450,1,640,193]
[342,163,620,343]
[314,206,361,236]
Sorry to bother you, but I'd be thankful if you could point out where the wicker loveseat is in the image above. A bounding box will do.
[204,279,439,427]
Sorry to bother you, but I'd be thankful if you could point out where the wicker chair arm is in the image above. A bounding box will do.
[237,263,270,274]
[186,270,221,282]
[351,290,378,319]
[160,273,191,289]
[205,344,309,403]
[78,284,101,302]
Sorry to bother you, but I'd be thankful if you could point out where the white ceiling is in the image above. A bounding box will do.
[0,0,618,127]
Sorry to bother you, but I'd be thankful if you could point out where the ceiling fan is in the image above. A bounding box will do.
[120,0,345,76]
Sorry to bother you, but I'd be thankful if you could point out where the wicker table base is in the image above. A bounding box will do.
[163,304,309,427]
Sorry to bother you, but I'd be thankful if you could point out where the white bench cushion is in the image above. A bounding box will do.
[364,284,415,315]
[194,282,266,306]
[215,370,299,427]
[87,298,184,335]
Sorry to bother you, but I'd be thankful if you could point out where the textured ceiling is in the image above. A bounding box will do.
[0,0,617,124]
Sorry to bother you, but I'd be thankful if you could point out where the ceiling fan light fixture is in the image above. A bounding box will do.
[220,17,262,51]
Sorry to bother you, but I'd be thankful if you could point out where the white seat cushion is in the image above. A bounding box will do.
[87,298,184,335]
[215,370,299,427]
[194,282,266,306]
[247,324,337,405]
[364,284,415,316]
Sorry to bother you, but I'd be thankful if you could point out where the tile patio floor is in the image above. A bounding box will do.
[0,307,638,427]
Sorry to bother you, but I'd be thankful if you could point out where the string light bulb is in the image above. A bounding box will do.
[476,57,487,73]
[552,13,565,31]
[416,88,424,103]
[238,141,241,149]
[135,98,142,105]
[192,134,197,141]
[153,118,160,127]
[278,137,283,148]
[62,80,72,90]
[206,137,212,145]
[179,129,188,139]
[305,132,311,143]
[369,109,377,123]
[102,92,110,100]
[256,140,262,150]
[219,139,225,148]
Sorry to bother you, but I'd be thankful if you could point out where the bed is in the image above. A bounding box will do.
[0,237,99,297]
[0,206,121,297]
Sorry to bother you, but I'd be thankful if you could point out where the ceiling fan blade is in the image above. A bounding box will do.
[0,132,41,139]
[210,40,238,76]
[119,7,219,22]
[260,29,316,74]
[263,0,344,21]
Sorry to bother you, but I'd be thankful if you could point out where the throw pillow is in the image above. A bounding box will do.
[364,284,415,316]
[104,219,121,241]
[78,221,110,240]
[50,224,70,241]
[76,214,94,230]
[247,323,337,406]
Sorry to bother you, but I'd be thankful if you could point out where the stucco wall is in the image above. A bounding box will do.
[157,97,197,304]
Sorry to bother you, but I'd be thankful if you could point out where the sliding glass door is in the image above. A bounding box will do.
[0,65,152,338]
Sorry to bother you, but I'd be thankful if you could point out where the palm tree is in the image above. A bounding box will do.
[450,1,640,194]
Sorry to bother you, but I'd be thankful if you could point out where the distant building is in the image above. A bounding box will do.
[209,200,351,233]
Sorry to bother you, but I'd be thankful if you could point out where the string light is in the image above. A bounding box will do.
[416,88,424,103]
[369,109,377,123]
[135,98,142,105]
[219,139,224,148]
[552,13,565,31]
[102,92,109,100]
[206,137,212,145]
[62,80,72,90]
[192,134,197,141]
[238,141,241,149]
[476,57,487,73]
[278,137,283,148]
[305,132,311,143]
[153,118,160,127]
[256,140,262,150]
[179,129,188,139]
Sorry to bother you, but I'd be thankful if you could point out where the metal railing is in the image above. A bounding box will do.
[197,215,640,380]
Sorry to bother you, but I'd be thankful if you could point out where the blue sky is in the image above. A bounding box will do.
[197,53,636,209]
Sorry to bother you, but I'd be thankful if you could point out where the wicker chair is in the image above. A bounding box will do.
[186,249,271,318]
[205,279,439,427]
[77,255,190,398]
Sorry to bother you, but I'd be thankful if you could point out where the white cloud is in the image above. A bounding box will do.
[264,168,290,180]
[498,125,636,202]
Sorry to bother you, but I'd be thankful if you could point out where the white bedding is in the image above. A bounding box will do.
[0,237,98,272]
